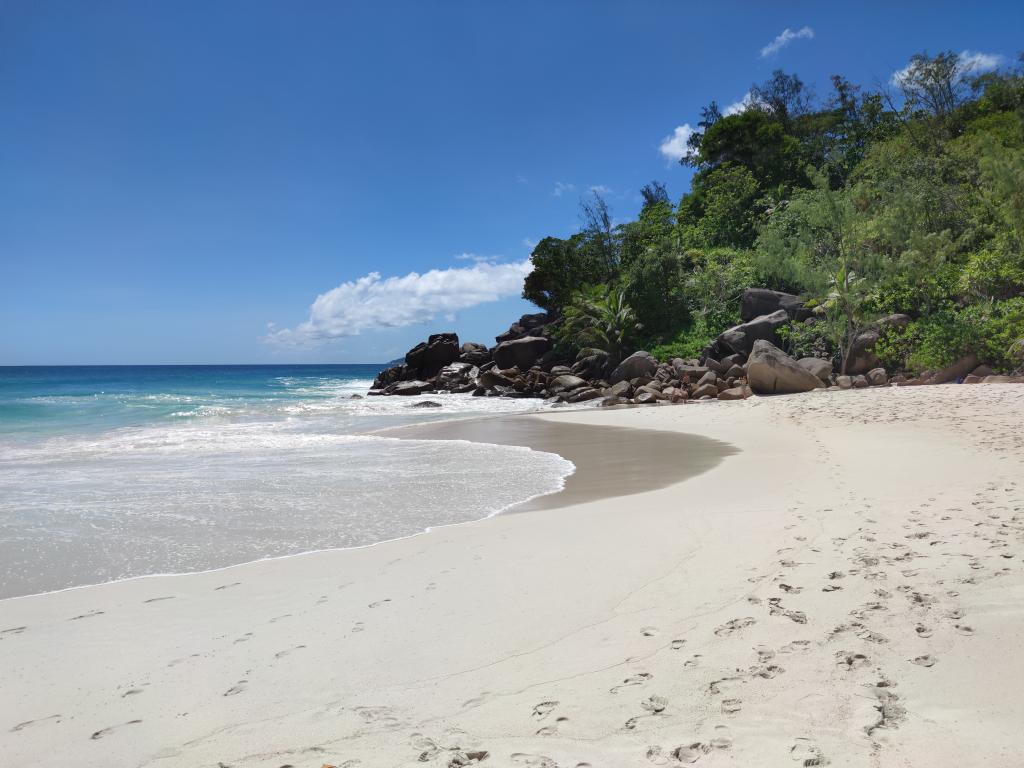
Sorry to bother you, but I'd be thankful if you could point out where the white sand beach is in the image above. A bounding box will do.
[2,384,1023,768]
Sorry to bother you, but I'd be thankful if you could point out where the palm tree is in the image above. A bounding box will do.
[560,284,642,365]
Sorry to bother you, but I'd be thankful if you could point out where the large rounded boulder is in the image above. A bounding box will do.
[740,288,809,322]
[715,310,789,357]
[609,351,658,384]
[493,336,551,371]
[747,340,825,395]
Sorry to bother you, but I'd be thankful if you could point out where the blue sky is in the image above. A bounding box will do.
[2,1,1022,365]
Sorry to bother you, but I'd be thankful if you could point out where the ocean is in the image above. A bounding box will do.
[0,365,572,599]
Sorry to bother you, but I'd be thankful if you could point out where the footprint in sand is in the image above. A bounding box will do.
[670,639,686,650]
[223,680,248,696]
[709,725,733,750]
[460,692,492,709]
[69,611,104,621]
[751,664,785,679]
[641,695,668,714]
[143,596,175,604]
[912,654,937,667]
[714,617,756,636]
[721,698,742,715]
[368,599,391,608]
[214,582,241,591]
[1,626,27,637]
[90,720,142,740]
[671,742,711,764]
[510,753,557,768]
[780,640,812,653]
[536,717,569,737]
[915,624,933,638]
[531,701,559,719]
[790,737,829,765]
[234,632,254,644]
[640,626,659,637]
[611,673,651,694]
[955,624,975,636]
[10,714,61,732]
[708,676,741,695]
[835,652,870,670]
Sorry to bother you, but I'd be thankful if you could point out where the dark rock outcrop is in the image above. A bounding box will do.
[388,380,433,396]
[740,288,810,322]
[406,333,460,379]
[610,351,658,384]
[715,310,789,357]
[493,336,551,371]
[459,342,491,366]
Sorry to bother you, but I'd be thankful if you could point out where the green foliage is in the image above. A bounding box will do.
[520,56,1024,373]
[623,247,689,336]
[647,318,719,362]
[677,164,761,249]
[777,319,836,363]
[522,234,614,312]
[555,284,641,364]
[877,299,1024,372]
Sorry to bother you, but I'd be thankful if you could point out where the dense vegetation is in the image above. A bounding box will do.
[522,52,1024,374]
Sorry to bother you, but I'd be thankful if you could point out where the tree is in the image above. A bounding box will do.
[750,70,812,123]
[677,163,761,249]
[896,51,969,120]
[557,284,642,364]
[579,191,619,275]
[624,246,689,337]
[522,234,611,312]
[692,108,804,189]
[756,171,903,372]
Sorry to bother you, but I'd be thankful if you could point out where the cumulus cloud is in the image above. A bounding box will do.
[724,92,758,116]
[588,184,612,195]
[552,181,576,197]
[760,26,814,58]
[891,49,1003,86]
[959,50,1003,75]
[658,124,695,164]
[266,259,532,345]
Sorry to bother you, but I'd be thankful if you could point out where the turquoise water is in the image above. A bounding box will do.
[0,364,387,437]
[0,366,570,598]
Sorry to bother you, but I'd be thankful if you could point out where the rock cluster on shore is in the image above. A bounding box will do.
[368,290,1022,406]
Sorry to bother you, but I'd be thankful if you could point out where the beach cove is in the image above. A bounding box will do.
[2,383,1023,767]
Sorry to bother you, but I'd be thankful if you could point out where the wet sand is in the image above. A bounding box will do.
[387,413,736,511]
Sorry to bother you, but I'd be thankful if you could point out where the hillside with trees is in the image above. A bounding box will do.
[523,51,1024,377]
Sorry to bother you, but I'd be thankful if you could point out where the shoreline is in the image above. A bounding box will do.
[1,385,1023,767]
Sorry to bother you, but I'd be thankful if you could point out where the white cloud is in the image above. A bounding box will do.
[266,260,532,345]
[658,124,695,164]
[959,50,1003,75]
[552,181,576,197]
[891,49,1004,87]
[453,252,500,263]
[760,26,814,58]
[522,237,538,251]
[588,184,612,195]
[724,92,758,116]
